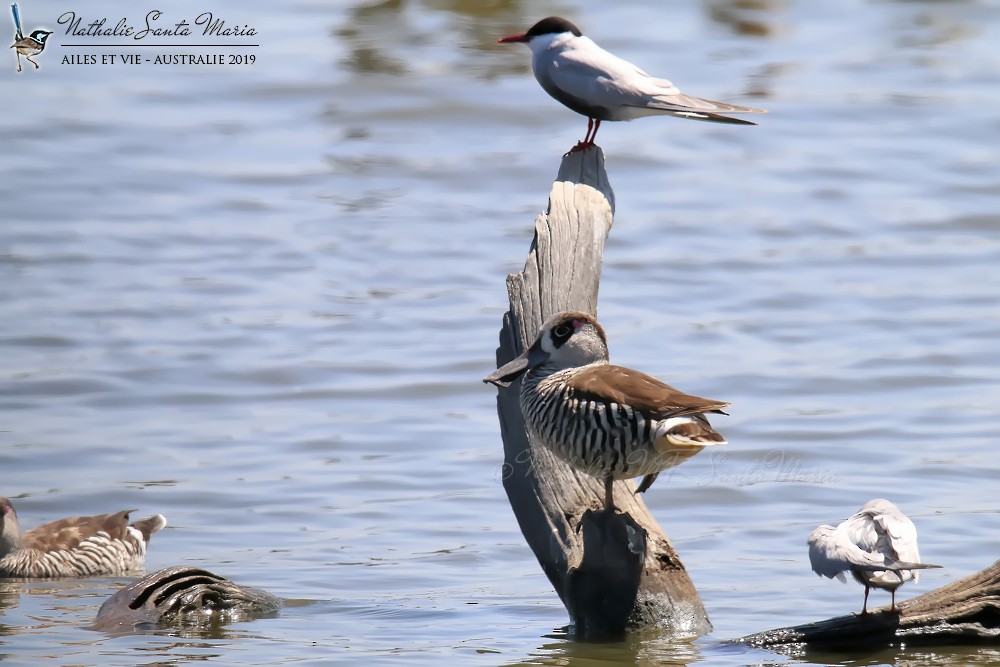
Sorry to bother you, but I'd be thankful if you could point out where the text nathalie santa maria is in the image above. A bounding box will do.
[58,10,257,39]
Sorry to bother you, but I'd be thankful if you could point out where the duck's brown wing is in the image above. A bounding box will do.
[566,364,729,419]
[22,510,135,552]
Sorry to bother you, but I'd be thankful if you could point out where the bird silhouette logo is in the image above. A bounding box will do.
[10,3,52,72]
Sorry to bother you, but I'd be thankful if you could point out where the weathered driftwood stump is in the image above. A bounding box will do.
[490,146,710,639]
[736,559,1000,650]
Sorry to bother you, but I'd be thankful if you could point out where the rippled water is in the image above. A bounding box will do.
[2,0,999,664]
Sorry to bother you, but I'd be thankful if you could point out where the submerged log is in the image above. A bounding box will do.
[736,559,1000,650]
[490,146,711,640]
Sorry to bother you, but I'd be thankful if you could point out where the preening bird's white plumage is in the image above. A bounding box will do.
[807,499,940,613]
[808,498,923,585]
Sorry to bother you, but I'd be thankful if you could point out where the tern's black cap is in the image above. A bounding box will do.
[526,17,582,38]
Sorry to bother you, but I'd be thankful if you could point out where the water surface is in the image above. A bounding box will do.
[1,0,999,664]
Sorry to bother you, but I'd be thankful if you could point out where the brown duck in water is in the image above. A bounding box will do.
[0,497,166,578]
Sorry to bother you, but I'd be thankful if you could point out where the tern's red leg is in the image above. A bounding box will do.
[568,118,594,153]
[590,119,601,144]
[567,118,604,154]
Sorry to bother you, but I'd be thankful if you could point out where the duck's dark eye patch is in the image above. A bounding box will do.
[552,323,573,344]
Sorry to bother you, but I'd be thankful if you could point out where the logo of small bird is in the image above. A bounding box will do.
[10,3,52,72]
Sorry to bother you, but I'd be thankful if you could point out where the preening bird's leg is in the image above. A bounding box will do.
[604,475,615,512]
[860,585,871,615]
[890,589,897,612]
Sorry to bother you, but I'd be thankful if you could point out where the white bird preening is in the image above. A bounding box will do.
[807,499,942,614]
[498,16,766,152]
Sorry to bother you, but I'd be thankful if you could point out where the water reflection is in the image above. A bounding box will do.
[703,0,788,39]
[797,646,1000,666]
[0,581,22,637]
[0,578,105,637]
[896,9,979,49]
[508,629,702,666]
[335,0,562,78]
[2,0,999,663]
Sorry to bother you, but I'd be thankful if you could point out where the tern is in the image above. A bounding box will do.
[807,498,943,614]
[498,16,766,151]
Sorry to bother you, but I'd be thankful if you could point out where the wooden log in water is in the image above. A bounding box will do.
[490,146,711,640]
[735,559,1000,650]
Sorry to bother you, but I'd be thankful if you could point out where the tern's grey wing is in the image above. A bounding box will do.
[565,52,764,125]
[641,94,765,124]
[543,39,670,110]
